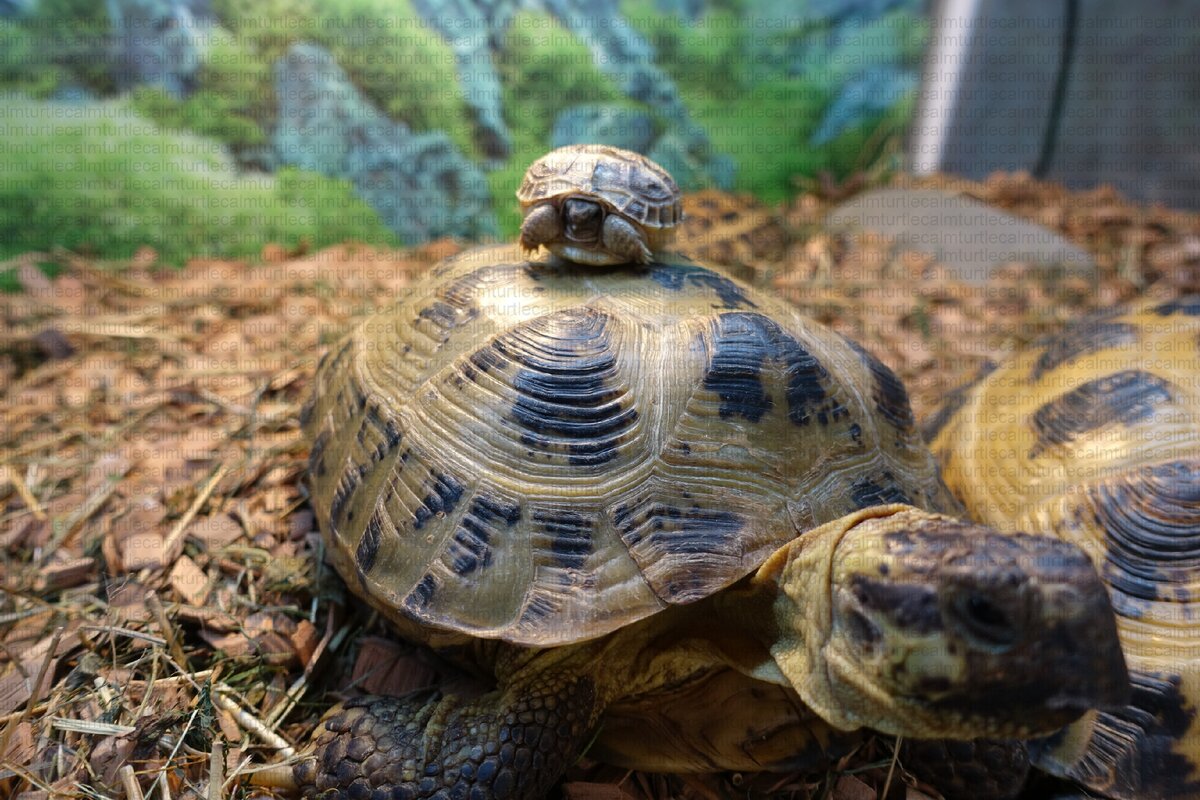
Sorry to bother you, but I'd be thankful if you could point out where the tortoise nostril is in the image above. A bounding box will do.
[953,591,1019,649]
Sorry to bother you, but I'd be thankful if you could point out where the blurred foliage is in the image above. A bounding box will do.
[0,1,925,258]
[213,0,473,156]
[489,11,626,234]
[21,0,115,95]
[621,0,919,202]
[131,86,267,152]
[0,97,396,269]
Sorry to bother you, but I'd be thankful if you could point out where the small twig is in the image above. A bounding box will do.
[81,624,167,647]
[208,739,225,800]
[0,701,50,727]
[149,706,197,800]
[118,762,144,800]
[882,735,903,798]
[264,606,336,728]
[1,465,47,521]
[146,591,189,668]
[161,462,231,566]
[0,606,45,625]
[0,760,55,793]
[0,626,62,758]
[125,669,216,691]
[212,688,295,757]
[246,763,299,791]
[221,751,257,794]
[48,717,137,736]
[44,465,131,559]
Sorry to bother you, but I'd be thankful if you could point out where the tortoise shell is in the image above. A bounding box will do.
[927,296,1200,799]
[516,144,682,230]
[302,245,953,647]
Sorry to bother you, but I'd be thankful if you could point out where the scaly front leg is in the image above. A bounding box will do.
[294,672,600,800]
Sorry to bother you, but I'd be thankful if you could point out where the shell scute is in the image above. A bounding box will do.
[517,144,682,228]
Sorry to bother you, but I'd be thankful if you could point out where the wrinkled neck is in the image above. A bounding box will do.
[753,507,903,731]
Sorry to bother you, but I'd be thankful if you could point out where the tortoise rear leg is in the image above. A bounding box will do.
[295,674,600,800]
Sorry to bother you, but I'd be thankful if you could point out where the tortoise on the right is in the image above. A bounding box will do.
[927,296,1200,800]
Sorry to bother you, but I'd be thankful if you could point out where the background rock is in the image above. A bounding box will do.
[273,44,497,243]
[826,187,1097,283]
[105,0,215,97]
[409,0,519,161]
[0,0,36,17]
[551,104,657,153]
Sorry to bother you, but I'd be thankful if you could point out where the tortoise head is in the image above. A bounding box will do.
[762,506,1130,740]
[561,196,605,243]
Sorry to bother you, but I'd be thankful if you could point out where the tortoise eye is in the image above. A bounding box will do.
[951,591,1018,649]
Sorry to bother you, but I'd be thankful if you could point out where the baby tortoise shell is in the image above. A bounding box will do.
[301,243,952,646]
[928,296,1200,800]
[517,144,682,265]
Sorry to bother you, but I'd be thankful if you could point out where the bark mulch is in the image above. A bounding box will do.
[1,171,1197,800]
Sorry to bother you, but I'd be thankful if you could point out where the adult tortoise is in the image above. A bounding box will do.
[517,144,681,266]
[288,148,1129,800]
[927,296,1200,800]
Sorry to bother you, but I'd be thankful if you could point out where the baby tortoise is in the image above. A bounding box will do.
[928,296,1200,800]
[289,235,1130,800]
[517,144,681,265]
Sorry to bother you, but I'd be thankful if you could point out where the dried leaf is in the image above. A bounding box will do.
[169,554,211,606]
[351,637,438,697]
[190,513,244,548]
[834,775,877,800]
[562,784,639,800]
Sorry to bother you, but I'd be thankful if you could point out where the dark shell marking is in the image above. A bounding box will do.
[846,339,915,434]
[703,312,847,426]
[484,308,638,467]
[1091,459,1200,615]
[413,472,466,531]
[613,493,746,604]
[1029,319,1138,381]
[921,360,996,443]
[1153,296,1200,316]
[1028,370,1174,458]
[442,493,523,576]
[647,264,756,310]
[356,511,385,576]
[850,472,914,509]
[532,509,594,570]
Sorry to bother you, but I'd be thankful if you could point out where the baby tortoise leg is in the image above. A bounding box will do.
[901,738,1030,800]
[518,203,562,255]
[294,674,599,800]
[600,215,652,264]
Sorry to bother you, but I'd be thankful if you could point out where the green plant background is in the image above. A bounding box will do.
[0,0,926,281]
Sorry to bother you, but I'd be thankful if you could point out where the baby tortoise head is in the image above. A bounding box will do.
[517,144,682,266]
[760,506,1130,741]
